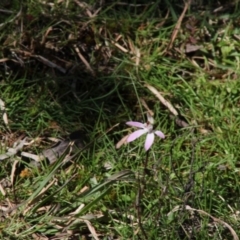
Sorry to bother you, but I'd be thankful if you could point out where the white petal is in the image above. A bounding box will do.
[127,129,148,142]
[154,130,165,139]
[147,113,154,125]
[144,133,155,151]
[126,121,145,128]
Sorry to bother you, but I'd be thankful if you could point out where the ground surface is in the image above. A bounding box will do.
[0,0,240,239]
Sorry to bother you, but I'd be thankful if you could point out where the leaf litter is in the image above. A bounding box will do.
[0,0,239,239]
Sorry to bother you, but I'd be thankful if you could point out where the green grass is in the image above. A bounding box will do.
[0,0,240,239]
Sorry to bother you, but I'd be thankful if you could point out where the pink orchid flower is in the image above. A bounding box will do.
[126,114,165,151]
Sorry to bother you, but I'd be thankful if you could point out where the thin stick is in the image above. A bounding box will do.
[74,45,95,76]
[145,84,178,116]
[167,0,192,51]
[168,205,239,240]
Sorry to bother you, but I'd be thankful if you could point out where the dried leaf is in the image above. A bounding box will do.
[0,138,26,161]
[116,134,129,149]
[185,43,202,53]
[0,98,9,126]
[84,220,100,240]
[21,152,44,162]
[0,184,6,196]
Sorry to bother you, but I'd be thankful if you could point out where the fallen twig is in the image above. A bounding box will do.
[168,205,239,240]
[145,84,189,128]
[145,84,178,116]
[74,45,95,76]
[32,55,67,73]
[166,0,192,51]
